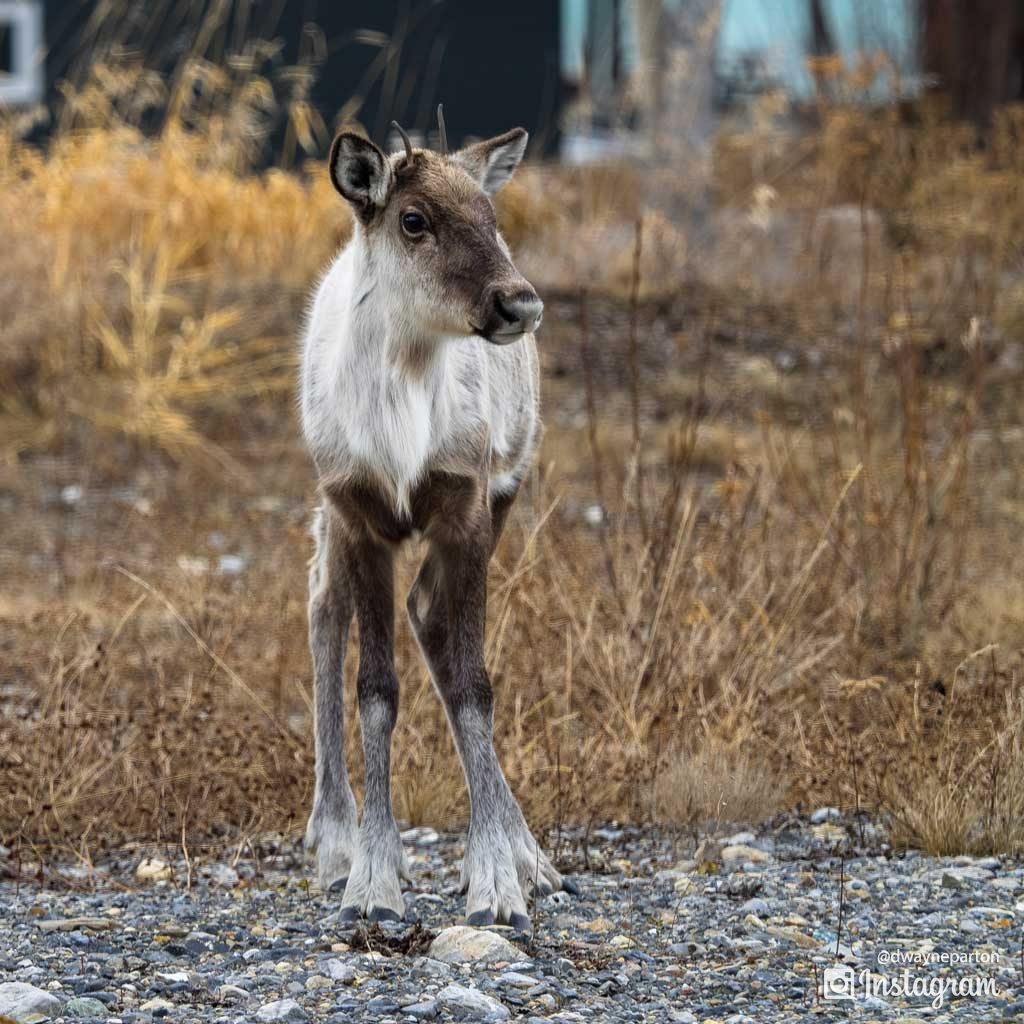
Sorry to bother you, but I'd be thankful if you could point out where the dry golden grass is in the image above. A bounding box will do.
[4,53,1024,860]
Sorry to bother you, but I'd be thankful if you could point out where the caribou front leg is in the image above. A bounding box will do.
[408,528,564,935]
[338,532,407,923]
[304,508,359,891]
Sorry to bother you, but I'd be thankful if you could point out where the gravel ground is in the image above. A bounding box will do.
[1,814,1021,1023]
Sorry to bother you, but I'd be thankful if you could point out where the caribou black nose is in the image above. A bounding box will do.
[493,288,543,335]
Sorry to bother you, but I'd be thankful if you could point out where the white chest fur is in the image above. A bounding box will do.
[300,245,494,513]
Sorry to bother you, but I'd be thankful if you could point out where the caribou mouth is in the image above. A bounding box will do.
[469,322,533,345]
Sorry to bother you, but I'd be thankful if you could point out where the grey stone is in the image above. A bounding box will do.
[724,831,757,845]
[941,865,994,886]
[737,898,770,917]
[323,959,357,983]
[404,1001,439,1019]
[255,998,308,1021]
[436,984,510,1021]
[62,997,107,1018]
[496,972,539,989]
[216,984,252,1002]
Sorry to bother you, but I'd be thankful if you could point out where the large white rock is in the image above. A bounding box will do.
[0,982,63,1023]
[437,984,509,1020]
[428,926,526,965]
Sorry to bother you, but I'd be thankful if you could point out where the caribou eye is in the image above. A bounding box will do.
[401,211,427,236]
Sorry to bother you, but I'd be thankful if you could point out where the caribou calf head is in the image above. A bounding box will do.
[329,124,542,345]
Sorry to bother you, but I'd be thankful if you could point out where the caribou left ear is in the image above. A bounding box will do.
[329,132,392,220]
[454,128,528,196]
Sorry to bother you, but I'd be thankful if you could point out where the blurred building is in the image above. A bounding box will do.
[563,0,1024,157]
[3,1,1023,158]
[0,1,43,105]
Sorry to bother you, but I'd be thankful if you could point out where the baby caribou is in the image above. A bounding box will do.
[300,115,573,933]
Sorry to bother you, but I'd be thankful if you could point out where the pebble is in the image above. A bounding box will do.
[437,983,510,1020]
[140,998,174,1012]
[135,858,172,882]
[721,844,772,864]
[216,984,251,1001]
[255,998,309,1021]
[738,898,770,917]
[496,971,539,989]
[941,865,995,886]
[62,997,108,1017]
[403,999,439,1019]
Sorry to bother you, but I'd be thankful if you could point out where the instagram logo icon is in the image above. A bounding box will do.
[822,965,856,1001]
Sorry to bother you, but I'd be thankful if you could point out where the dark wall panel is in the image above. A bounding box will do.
[43,1,562,155]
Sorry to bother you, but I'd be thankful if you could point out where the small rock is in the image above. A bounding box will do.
[255,998,308,1022]
[155,972,190,986]
[496,973,538,989]
[967,905,1013,919]
[323,959,357,983]
[942,866,994,887]
[135,858,172,882]
[811,807,841,824]
[0,982,64,1023]
[436,984,509,1021]
[36,918,113,933]
[765,925,819,949]
[207,863,240,888]
[404,1000,439,1019]
[62,997,107,1018]
[428,927,525,965]
[401,826,440,846]
[738,898,770,917]
[724,831,757,845]
[578,916,615,933]
[216,985,251,1002]
[721,844,771,864]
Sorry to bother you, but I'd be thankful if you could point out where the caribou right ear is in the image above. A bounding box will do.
[454,128,528,196]
[329,132,392,220]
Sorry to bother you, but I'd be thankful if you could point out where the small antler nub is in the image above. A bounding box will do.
[437,104,448,155]
[391,120,413,165]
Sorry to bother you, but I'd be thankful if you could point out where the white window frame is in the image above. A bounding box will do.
[0,2,44,106]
